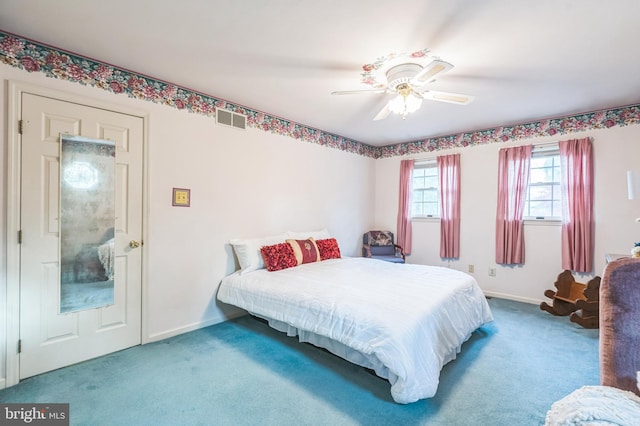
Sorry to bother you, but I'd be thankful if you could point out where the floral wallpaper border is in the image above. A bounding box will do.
[0,31,375,158]
[1,30,639,160]
[378,104,640,158]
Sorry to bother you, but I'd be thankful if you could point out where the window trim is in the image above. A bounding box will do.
[524,144,562,222]
[524,217,562,226]
[411,159,440,220]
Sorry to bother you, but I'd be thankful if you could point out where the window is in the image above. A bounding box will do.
[524,146,561,220]
[412,161,439,218]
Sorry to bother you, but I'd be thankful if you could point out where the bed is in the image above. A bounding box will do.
[218,234,492,404]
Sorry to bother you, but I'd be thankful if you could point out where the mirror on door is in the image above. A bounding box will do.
[59,134,116,313]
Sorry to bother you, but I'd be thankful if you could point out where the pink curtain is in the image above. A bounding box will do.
[495,145,532,264]
[438,154,460,258]
[560,138,594,273]
[397,159,414,254]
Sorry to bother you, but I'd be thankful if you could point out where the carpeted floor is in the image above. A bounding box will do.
[0,298,599,425]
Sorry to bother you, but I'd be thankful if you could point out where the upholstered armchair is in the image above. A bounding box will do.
[362,230,405,264]
[600,257,640,395]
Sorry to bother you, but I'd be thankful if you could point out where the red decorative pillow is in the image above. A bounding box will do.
[316,238,341,260]
[286,238,320,265]
[260,242,298,272]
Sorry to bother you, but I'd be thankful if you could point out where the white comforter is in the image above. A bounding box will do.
[217,257,493,404]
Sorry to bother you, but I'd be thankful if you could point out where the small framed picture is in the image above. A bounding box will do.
[172,188,191,207]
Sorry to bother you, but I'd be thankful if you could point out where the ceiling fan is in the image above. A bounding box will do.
[332,59,474,120]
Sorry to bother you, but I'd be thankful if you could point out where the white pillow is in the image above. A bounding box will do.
[230,233,289,274]
[287,228,331,241]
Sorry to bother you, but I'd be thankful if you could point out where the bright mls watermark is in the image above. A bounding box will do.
[1,404,69,425]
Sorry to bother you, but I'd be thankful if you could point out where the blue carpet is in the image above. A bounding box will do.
[0,298,599,425]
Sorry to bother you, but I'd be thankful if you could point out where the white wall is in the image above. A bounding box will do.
[374,125,640,303]
[143,104,375,339]
[0,63,376,384]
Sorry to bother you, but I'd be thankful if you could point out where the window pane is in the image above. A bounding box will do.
[529,168,545,183]
[530,157,545,168]
[421,202,438,217]
[529,184,553,201]
[530,167,554,184]
[552,200,563,217]
[424,175,438,188]
[424,189,438,202]
[423,167,437,176]
[529,201,552,217]
[531,155,554,168]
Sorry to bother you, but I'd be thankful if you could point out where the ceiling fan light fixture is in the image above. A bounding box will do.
[388,92,423,118]
[405,93,423,113]
[387,95,405,113]
[337,49,472,121]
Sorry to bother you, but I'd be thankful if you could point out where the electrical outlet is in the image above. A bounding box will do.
[489,268,496,277]
[468,264,474,273]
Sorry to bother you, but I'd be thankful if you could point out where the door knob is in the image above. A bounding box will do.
[129,240,141,248]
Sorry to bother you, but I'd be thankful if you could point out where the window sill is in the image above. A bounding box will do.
[524,218,562,226]
[412,216,441,223]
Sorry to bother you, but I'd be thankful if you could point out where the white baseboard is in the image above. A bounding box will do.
[145,307,246,343]
[483,291,542,306]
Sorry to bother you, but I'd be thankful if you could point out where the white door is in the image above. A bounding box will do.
[19,93,143,379]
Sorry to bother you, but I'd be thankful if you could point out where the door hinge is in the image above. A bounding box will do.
[18,230,22,244]
[18,119,23,135]
[18,339,22,354]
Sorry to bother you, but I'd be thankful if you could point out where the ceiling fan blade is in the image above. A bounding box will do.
[373,103,391,121]
[410,59,454,87]
[422,90,475,105]
[331,89,388,95]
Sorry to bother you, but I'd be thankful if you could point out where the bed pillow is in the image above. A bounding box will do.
[260,242,299,272]
[316,238,341,260]
[230,232,289,274]
[286,238,320,265]
[287,228,331,241]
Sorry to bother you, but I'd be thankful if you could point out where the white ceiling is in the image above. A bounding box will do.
[2,0,640,147]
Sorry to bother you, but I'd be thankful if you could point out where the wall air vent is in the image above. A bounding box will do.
[216,108,246,130]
